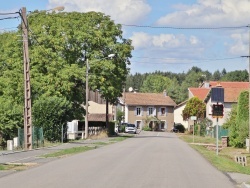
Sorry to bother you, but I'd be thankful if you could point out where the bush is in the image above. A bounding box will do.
[33,96,73,142]
[142,126,152,131]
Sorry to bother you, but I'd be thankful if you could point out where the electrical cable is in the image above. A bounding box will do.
[0,16,19,21]
[121,24,249,30]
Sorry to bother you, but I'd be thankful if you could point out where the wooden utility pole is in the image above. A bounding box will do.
[21,7,32,150]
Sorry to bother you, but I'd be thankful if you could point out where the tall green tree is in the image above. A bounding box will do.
[140,74,180,102]
[224,91,249,147]
[0,11,133,144]
[221,70,248,81]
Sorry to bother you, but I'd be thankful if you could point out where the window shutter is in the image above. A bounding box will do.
[166,107,168,116]
[141,107,143,116]
[147,107,149,115]
[153,108,156,116]
[134,107,137,116]
[159,108,162,116]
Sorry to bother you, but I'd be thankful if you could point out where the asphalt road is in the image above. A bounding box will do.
[0,131,236,188]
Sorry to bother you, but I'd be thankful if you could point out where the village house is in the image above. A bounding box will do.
[174,81,249,131]
[118,91,176,131]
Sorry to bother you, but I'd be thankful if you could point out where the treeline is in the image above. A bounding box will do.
[125,66,248,104]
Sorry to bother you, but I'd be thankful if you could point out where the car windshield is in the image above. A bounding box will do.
[127,124,135,127]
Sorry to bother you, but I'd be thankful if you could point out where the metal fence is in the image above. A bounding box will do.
[206,125,229,139]
[18,127,44,149]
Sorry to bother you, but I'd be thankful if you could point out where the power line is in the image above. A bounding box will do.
[133,56,242,61]
[121,24,249,30]
[0,16,19,21]
[131,56,243,65]
[0,12,18,15]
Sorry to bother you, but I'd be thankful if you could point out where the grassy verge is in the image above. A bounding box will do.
[179,134,250,174]
[41,135,132,158]
[0,164,31,171]
[41,146,94,158]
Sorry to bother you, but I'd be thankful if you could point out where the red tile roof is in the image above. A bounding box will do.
[199,81,249,103]
[209,81,249,88]
[123,92,176,106]
[189,88,210,101]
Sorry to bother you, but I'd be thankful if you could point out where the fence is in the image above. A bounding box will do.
[18,127,44,149]
[206,125,229,139]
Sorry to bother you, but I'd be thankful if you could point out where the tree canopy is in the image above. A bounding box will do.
[0,10,133,145]
[182,97,206,120]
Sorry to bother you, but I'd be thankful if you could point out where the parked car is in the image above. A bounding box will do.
[125,123,137,134]
[171,123,185,133]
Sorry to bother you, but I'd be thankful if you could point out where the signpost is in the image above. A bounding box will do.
[191,116,197,143]
[211,86,224,155]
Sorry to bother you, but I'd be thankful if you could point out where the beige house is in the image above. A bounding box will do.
[119,92,176,131]
[174,101,188,129]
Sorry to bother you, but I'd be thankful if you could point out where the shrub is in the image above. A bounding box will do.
[142,126,152,131]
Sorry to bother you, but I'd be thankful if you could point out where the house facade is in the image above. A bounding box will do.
[174,101,188,129]
[185,81,248,127]
[119,92,176,131]
[202,81,249,126]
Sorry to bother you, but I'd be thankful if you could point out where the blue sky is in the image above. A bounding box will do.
[1,0,250,74]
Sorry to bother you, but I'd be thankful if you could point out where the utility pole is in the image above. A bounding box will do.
[21,7,32,150]
[84,59,89,139]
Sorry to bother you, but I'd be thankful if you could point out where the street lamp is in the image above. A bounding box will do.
[83,54,115,139]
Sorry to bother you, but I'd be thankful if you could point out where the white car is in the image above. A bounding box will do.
[125,124,137,134]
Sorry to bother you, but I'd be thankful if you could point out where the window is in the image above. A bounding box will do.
[148,107,154,115]
[135,107,142,116]
[159,107,167,116]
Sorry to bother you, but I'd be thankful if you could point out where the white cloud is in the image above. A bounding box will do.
[48,0,151,24]
[156,0,250,27]
[131,32,202,50]
[228,33,248,56]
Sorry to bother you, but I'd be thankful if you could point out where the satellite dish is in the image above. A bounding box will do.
[128,87,133,92]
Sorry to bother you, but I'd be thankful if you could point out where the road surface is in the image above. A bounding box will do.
[0,131,236,188]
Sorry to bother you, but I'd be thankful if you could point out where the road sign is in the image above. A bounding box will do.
[212,104,224,118]
[190,116,197,120]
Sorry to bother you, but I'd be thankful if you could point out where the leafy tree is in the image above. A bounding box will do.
[182,97,206,120]
[140,74,172,93]
[179,71,204,102]
[212,70,221,81]
[221,70,248,81]
[221,68,227,76]
[0,11,132,144]
[116,109,124,126]
[0,98,23,149]
[33,96,73,142]
[224,91,249,147]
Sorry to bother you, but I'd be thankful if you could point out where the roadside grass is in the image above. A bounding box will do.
[179,134,250,174]
[41,146,94,158]
[110,135,134,142]
[41,135,132,158]
[0,163,31,171]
